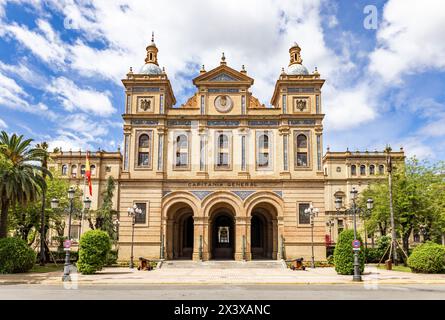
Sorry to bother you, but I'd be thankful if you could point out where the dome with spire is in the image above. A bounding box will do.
[139,32,163,75]
[286,42,309,75]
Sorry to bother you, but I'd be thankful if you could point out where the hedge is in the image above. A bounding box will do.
[333,229,365,275]
[364,235,391,263]
[77,230,111,275]
[407,242,445,274]
[0,237,36,274]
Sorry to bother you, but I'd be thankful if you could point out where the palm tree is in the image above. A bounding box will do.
[0,131,50,238]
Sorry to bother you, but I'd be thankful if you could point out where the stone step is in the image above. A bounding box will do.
[160,260,286,269]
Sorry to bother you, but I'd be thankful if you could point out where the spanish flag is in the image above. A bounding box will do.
[85,152,92,196]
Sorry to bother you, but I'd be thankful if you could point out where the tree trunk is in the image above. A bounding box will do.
[0,200,9,238]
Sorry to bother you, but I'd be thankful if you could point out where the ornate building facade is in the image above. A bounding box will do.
[49,38,404,262]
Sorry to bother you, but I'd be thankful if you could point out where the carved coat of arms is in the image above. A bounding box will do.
[296,99,307,111]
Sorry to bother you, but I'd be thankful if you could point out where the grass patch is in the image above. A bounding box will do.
[377,264,412,273]
[29,264,63,273]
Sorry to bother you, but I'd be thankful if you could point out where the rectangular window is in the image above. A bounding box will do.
[338,219,344,235]
[298,203,310,224]
[160,94,164,114]
[241,95,246,114]
[157,135,163,171]
[200,95,205,115]
[241,135,246,171]
[134,203,147,224]
[256,131,272,170]
[297,153,308,166]
[317,134,322,171]
[282,95,287,114]
[174,133,190,169]
[138,152,149,166]
[123,135,129,171]
[215,132,231,169]
[295,131,310,168]
[283,135,288,171]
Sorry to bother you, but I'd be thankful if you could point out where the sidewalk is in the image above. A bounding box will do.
[1,264,445,285]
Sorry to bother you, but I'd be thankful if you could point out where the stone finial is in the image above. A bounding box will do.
[200,64,206,73]
[241,64,246,73]
[220,52,226,65]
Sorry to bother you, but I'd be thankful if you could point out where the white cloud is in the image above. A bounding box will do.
[323,83,376,130]
[369,0,445,82]
[35,0,353,105]
[2,19,67,66]
[0,117,7,128]
[46,77,115,116]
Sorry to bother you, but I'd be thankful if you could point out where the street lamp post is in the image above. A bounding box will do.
[62,187,75,282]
[335,188,373,282]
[127,204,142,269]
[326,218,335,246]
[52,189,91,282]
[304,205,319,269]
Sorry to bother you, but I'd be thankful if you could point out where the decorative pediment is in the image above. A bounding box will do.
[209,73,238,82]
[193,64,254,86]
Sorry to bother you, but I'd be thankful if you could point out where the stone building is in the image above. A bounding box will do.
[49,38,404,262]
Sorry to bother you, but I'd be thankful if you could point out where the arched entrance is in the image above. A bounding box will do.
[250,203,278,260]
[166,202,194,260]
[209,205,236,260]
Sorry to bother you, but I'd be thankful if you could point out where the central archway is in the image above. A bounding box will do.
[209,204,236,260]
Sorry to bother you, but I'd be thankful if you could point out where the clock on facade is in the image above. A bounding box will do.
[214,95,233,113]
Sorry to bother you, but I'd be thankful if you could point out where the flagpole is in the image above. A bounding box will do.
[79,151,88,240]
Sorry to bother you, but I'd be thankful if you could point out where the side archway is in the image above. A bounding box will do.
[162,192,199,260]
[245,192,282,260]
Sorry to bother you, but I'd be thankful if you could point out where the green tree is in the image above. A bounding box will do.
[0,132,50,238]
[86,176,118,240]
[360,157,445,254]
[333,229,365,275]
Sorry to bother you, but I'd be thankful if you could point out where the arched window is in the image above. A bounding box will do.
[80,165,86,177]
[296,134,308,167]
[61,165,68,176]
[90,165,96,176]
[71,165,77,178]
[360,165,366,176]
[351,165,356,176]
[175,134,189,168]
[379,164,385,175]
[217,134,229,167]
[138,134,151,167]
[369,165,375,175]
[257,134,270,168]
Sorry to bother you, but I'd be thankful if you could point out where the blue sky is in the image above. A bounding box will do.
[0,0,444,160]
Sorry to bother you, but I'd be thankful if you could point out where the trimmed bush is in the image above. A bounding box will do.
[0,237,36,274]
[407,242,445,274]
[333,229,365,275]
[77,230,111,275]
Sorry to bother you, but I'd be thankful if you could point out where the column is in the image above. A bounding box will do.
[235,216,248,261]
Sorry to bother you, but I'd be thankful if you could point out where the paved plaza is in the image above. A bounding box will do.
[1,262,445,286]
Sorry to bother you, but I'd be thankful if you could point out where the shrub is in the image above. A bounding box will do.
[333,229,365,275]
[407,242,445,274]
[365,235,391,263]
[77,230,111,275]
[0,237,36,274]
[105,250,119,266]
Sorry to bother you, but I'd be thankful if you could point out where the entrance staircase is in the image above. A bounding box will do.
[160,260,286,269]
